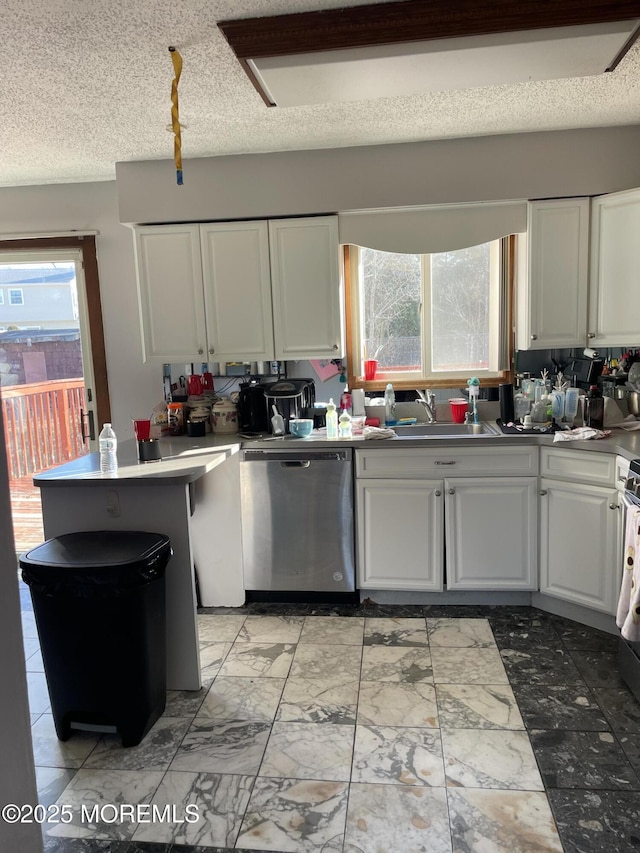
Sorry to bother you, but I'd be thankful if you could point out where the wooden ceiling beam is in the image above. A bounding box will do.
[218,0,640,59]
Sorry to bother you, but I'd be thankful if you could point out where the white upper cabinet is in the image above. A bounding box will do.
[269,216,342,360]
[518,198,589,350]
[589,187,640,347]
[134,216,342,364]
[200,222,274,362]
[134,224,208,363]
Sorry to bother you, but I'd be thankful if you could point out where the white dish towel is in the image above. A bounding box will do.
[616,498,640,642]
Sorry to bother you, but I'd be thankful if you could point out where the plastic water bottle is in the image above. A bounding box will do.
[99,423,118,475]
[384,383,396,425]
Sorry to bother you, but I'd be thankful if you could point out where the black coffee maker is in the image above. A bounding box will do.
[237,380,271,434]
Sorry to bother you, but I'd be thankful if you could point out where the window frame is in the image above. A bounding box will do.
[345,237,516,391]
[8,288,24,306]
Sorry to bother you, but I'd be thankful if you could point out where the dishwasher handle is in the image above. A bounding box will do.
[281,460,311,468]
[243,449,351,463]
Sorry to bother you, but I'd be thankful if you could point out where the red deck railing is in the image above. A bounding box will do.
[2,379,89,480]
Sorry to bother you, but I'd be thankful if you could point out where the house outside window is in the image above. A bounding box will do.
[348,238,510,385]
[0,290,3,304]
[8,288,24,306]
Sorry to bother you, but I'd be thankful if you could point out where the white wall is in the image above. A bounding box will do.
[117,125,640,225]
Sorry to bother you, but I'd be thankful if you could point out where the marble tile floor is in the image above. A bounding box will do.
[17,592,640,853]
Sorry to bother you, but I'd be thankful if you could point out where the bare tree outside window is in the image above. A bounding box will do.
[359,243,495,378]
[431,243,490,371]
[361,248,421,371]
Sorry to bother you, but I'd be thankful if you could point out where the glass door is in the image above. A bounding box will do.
[0,241,108,552]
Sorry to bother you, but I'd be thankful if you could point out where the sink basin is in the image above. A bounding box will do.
[393,422,499,438]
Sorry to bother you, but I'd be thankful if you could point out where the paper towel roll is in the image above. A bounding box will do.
[352,388,366,416]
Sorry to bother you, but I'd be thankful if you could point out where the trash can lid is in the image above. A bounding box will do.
[19,531,171,570]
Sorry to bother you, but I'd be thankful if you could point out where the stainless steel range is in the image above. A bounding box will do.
[617,458,640,703]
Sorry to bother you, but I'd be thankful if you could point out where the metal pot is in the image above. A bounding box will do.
[628,390,640,417]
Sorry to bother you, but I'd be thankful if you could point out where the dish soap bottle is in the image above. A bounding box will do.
[584,385,604,429]
[339,408,352,439]
[99,423,118,476]
[384,383,396,425]
[326,398,338,439]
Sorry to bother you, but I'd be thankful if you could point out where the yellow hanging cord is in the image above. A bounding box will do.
[169,47,183,185]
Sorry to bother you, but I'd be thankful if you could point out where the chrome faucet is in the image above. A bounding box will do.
[416,389,437,423]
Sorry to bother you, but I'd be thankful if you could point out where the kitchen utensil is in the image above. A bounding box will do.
[564,387,580,423]
[238,381,270,433]
[137,439,162,462]
[133,419,151,441]
[211,398,238,434]
[264,378,315,433]
[289,418,314,438]
[449,398,468,424]
[629,390,640,417]
[499,383,514,424]
[271,404,285,435]
[187,374,203,395]
[167,402,184,435]
[628,362,640,390]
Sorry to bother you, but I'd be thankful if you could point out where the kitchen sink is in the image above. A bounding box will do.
[392,422,500,438]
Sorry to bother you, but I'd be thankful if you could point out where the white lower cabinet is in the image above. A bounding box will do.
[357,479,444,590]
[539,476,621,614]
[445,477,537,590]
[539,447,621,614]
[355,447,538,591]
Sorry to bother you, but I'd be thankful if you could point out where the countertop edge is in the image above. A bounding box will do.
[32,425,640,486]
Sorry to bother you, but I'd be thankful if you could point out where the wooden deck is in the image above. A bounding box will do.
[9,474,44,555]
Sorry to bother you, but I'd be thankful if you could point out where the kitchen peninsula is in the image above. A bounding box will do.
[33,435,245,691]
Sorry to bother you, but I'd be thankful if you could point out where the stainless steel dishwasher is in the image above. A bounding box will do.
[240,447,355,594]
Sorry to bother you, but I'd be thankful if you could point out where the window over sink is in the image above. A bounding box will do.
[345,236,516,388]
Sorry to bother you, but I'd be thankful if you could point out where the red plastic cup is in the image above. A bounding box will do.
[364,359,378,380]
[133,419,151,440]
[449,398,468,424]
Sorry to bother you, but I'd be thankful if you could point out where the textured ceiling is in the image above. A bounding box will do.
[3,0,640,187]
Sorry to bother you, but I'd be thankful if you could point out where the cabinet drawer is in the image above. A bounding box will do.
[356,446,538,479]
[540,448,615,486]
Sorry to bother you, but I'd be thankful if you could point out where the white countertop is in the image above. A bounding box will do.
[33,423,640,487]
[34,435,240,487]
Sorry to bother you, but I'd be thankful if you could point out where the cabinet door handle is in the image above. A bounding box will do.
[610,503,619,510]
[531,334,537,340]
[198,347,204,354]
[333,343,339,350]
[435,490,441,497]
[588,332,596,339]
[435,460,456,466]
[209,347,215,355]
[539,489,548,496]
[448,488,455,495]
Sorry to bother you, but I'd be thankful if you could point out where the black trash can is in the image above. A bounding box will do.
[20,530,171,748]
